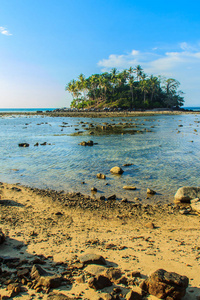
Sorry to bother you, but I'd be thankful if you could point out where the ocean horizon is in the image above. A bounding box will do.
[0,108,57,113]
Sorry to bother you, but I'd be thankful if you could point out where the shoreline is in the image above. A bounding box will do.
[0,110,200,118]
[0,182,200,299]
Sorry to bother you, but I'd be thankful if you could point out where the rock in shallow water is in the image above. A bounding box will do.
[110,166,124,174]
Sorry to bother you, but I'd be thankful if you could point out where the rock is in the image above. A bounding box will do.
[103,268,122,281]
[18,143,29,147]
[79,253,106,265]
[79,140,94,146]
[76,274,85,283]
[88,275,112,290]
[123,186,136,190]
[6,283,21,297]
[145,222,155,229]
[140,269,189,299]
[131,271,142,278]
[47,293,75,300]
[79,141,87,146]
[84,265,107,276]
[123,163,133,166]
[97,173,106,179]
[107,194,116,200]
[174,187,200,203]
[179,209,190,215]
[17,268,29,278]
[191,198,200,203]
[0,228,5,244]
[30,264,62,288]
[110,166,124,175]
[126,288,142,300]
[147,188,156,195]
[87,140,94,146]
[121,198,128,203]
[191,200,200,213]
[91,187,97,192]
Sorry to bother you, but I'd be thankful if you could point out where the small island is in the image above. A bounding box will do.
[65,65,184,110]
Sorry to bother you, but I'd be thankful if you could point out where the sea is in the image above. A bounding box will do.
[0,108,200,203]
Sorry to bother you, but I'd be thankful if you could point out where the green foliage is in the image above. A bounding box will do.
[66,66,185,109]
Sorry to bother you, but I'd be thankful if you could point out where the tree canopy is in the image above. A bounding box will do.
[65,66,184,110]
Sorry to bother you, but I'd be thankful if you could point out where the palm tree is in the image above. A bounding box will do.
[134,65,143,81]
[128,75,135,108]
[139,74,150,104]
[149,75,160,104]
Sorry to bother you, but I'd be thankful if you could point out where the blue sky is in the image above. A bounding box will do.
[1,0,200,108]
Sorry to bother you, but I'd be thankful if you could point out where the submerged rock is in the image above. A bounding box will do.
[97,173,106,179]
[110,166,124,175]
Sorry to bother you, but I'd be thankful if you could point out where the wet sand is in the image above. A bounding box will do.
[0,182,200,299]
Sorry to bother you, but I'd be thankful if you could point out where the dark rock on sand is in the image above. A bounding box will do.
[88,275,112,290]
[174,186,200,203]
[79,253,106,265]
[140,269,189,299]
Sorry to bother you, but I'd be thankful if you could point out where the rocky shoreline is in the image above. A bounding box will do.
[0,182,200,299]
[0,110,199,119]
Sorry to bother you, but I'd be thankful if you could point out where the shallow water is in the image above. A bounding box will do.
[0,114,200,203]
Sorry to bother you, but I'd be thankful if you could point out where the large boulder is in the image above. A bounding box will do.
[174,186,200,203]
[140,269,189,299]
[110,166,124,175]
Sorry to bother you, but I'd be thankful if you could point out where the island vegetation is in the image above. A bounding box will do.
[65,65,184,110]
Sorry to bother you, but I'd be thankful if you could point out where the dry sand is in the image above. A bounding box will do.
[0,182,200,299]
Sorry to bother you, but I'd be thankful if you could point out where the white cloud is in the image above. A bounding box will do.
[97,43,200,106]
[0,26,12,36]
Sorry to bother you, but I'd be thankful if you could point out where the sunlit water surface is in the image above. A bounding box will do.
[0,114,199,204]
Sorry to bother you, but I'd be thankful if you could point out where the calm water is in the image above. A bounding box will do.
[0,113,200,203]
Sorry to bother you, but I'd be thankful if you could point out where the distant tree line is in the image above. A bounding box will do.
[65,65,184,109]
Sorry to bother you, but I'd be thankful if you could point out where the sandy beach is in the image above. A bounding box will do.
[0,182,200,299]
